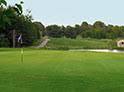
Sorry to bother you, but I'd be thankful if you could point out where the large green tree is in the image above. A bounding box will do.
[46,25,64,38]
[64,26,77,39]
[0,0,42,47]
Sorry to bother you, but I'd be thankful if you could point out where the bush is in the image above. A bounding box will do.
[0,34,10,47]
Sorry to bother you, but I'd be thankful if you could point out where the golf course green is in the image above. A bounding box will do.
[0,49,124,92]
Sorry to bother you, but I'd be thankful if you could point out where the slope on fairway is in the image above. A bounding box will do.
[0,50,124,92]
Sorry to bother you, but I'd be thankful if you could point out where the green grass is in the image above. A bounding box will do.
[47,38,115,49]
[0,49,124,92]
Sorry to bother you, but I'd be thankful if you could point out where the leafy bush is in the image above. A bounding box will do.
[0,34,10,47]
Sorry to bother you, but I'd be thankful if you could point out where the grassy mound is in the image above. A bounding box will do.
[47,38,115,50]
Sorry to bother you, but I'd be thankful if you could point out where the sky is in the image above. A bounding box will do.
[8,0,124,26]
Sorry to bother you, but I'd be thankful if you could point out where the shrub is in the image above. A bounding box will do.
[0,34,10,47]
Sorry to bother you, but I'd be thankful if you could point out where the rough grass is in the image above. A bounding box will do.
[47,38,114,49]
[0,49,124,92]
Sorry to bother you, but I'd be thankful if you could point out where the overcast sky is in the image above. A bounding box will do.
[8,0,124,26]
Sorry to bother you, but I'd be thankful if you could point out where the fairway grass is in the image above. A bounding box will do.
[0,49,124,92]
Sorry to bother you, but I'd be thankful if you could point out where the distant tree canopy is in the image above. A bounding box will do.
[45,25,64,38]
[44,21,124,39]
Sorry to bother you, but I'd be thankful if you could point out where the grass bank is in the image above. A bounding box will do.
[46,38,116,50]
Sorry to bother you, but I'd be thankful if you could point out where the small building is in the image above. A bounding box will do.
[117,40,124,47]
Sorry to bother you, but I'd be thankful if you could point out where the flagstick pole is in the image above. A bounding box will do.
[18,34,23,63]
[21,47,23,63]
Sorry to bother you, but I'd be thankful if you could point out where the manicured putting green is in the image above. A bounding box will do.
[0,49,124,92]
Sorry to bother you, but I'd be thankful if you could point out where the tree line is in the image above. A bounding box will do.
[44,22,124,39]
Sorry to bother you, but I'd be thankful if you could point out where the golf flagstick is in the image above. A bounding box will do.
[21,47,23,63]
[18,34,23,63]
